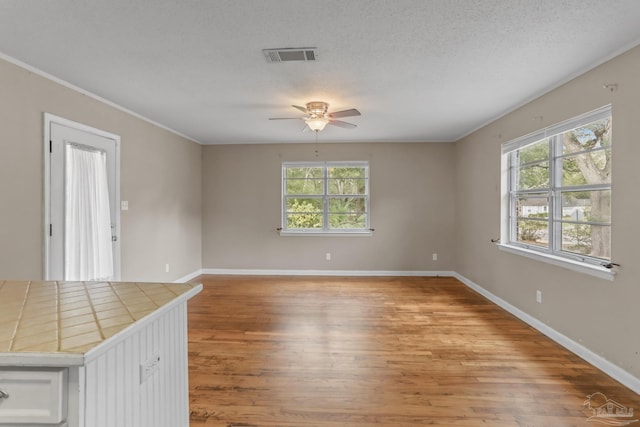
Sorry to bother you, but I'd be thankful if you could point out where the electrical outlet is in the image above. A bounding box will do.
[325,253,331,261]
[432,253,438,261]
[165,263,170,273]
[140,352,160,383]
[536,290,542,304]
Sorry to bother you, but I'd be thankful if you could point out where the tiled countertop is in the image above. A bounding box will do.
[0,280,201,355]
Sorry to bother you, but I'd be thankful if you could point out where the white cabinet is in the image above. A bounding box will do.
[0,368,68,425]
[0,301,192,427]
[0,281,201,427]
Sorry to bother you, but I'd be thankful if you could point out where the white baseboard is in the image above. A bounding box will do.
[174,269,204,283]
[453,272,640,395]
[201,268,456,277]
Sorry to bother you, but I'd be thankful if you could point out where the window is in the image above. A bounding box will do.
[502,106,612,269]
[282,162,370,234]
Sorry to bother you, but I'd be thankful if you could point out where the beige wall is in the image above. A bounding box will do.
[455,45,640,378]
[0,58,202,281]
[202,142,456,271]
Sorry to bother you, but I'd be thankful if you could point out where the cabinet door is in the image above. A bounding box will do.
[0,368,68,424]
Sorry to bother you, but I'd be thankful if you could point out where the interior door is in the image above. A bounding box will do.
[45,114,121,281]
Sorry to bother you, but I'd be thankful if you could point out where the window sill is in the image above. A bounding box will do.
[279,230,373,237]
[497,244,615,281]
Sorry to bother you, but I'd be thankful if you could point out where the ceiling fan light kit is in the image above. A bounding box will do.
[306,116,329,132]
[269,101,361,132]
[305,101,329,116]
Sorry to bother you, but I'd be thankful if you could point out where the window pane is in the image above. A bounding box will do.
[286,178,323,195]
[286,198,323,228]
[561,149,611,186]
[516,194,549,219]
[561,190,611,223]
[286,198,322,212]
[286,213,323,229]
[517,138,549,165]
[329,213,366,229]
[328,167,367,195]
[561,223,611,260]
[562,118,612,155]
[286,167,323,179]
[329,197,366,213]
[329,196,367,227]
[328,167,366,179]
[328,178,366,195]
[516,162,549,190]
[515,218,548,247]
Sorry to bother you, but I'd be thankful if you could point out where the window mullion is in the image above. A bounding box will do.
[550,135,563,254]
[282,165,286,230]
[323,165,329,230]
[509,152,518,243]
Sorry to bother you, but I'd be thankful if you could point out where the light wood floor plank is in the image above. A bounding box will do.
[187,276,639,426]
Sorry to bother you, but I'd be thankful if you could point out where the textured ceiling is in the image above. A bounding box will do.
[1,0,640,145]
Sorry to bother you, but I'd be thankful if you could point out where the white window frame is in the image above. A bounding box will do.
[499,105,614,280]
[281,161,371,236]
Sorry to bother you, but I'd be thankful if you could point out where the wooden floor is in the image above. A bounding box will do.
[187,276,639,426]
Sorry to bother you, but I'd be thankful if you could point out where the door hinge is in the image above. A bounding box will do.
[49,140,52,153]
[49,224,52,236]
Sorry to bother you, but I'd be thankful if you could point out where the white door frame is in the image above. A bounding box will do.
[44,113,121,280]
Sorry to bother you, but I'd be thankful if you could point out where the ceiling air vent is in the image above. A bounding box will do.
[263,48,318,63]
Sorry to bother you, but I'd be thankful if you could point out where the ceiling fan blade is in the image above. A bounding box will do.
[328,119,357,129]
[292,105,309,114]
[302,124,310,132]
[329,108,361,119]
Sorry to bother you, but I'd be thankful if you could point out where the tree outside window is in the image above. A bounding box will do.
[282,162,369,233]
[506,107,612,263]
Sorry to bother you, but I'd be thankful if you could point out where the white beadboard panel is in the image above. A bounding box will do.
[83,303,189,427]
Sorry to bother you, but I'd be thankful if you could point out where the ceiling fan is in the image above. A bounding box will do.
[269,101,361,132]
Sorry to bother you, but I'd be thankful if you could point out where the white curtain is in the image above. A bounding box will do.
[64,144,114,281]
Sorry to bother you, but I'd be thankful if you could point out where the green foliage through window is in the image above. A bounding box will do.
[507,107,612,262]
[283,162,369,232]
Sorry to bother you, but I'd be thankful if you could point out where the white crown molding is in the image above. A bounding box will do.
[0,52,201,145]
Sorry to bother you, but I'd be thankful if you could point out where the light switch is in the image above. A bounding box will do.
[121,200,129,211]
